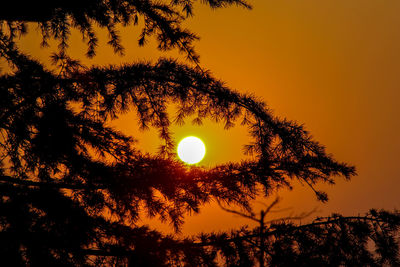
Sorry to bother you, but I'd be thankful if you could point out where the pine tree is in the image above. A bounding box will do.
[1,1,399,266]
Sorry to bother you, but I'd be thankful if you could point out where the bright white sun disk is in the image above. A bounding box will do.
[177,136,206,164]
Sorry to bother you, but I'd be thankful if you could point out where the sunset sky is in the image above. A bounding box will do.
[4,0,400,235]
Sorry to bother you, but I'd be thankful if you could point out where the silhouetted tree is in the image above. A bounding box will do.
[1,1,399,266]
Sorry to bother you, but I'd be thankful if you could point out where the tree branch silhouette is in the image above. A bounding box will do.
[1,1,399,266]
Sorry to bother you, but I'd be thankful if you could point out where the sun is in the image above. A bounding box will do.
[177,136,206,164]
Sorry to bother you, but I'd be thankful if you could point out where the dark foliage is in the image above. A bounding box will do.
[1,1,399,266]
[0,0,250,60]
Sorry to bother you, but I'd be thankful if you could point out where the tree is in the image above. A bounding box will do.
[1,1,399,266]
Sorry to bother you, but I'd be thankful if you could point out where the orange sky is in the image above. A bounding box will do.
[3,0,400,235]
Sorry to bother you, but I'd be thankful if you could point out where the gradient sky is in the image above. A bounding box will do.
[4,0,400,235]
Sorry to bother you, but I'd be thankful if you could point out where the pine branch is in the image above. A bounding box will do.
[192,212,400,247]
[0,175,105,190]
[0,0,251,62]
